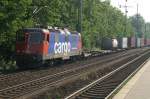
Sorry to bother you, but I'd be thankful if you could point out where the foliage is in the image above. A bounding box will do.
[81,0,133,48]
[145,23,150,38]
[0,0,33,61]
[129,14,145,38]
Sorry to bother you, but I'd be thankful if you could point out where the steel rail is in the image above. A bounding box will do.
[0,48,148,99]
[65,51,150,99]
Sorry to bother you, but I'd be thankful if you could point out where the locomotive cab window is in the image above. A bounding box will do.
[29,32,43,44]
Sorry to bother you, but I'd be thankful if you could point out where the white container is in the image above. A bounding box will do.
[112,39,118,48]
[118,37,128,49]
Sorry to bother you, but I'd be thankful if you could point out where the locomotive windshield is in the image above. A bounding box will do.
[29,32,43,43]
[16,28,45,44]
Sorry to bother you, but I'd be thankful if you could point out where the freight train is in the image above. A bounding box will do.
[16,27,150,69]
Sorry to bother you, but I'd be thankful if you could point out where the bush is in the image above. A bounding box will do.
[0,59,17,71]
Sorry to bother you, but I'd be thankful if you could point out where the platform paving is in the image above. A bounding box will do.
[113,59,150,99]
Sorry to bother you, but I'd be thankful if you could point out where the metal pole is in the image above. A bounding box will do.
[136,3,139,37]
[144,23,146,38]
[125,2,127,36]
[89,0,93,26]
[79,0,82,33]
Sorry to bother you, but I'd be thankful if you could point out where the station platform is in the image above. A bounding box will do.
[113,58,150,99]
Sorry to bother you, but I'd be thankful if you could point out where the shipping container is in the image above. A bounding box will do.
[101,38,118,50]
[117,37,128,49]
[145,38,150,46]
[136,38,141,48]
[140,38,145,47]
[128,36,136,48]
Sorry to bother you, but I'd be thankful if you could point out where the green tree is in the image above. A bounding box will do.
[129,14,145,37]
[145,23,150,38]
[0,0,33,61]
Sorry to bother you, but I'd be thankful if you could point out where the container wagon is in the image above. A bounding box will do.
[101,38,118,50]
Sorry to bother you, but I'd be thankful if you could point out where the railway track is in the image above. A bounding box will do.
[0,48,144,90]
[65,50,150,99]
[0,48,149,99]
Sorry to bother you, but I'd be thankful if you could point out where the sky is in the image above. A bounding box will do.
[110,0,150,22]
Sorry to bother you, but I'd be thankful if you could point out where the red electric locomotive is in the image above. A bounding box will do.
[16,28,82,69]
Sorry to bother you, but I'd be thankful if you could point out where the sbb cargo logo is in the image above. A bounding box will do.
[54,42,71,54]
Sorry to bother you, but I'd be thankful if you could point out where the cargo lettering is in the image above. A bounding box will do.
[54,42,71,54]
